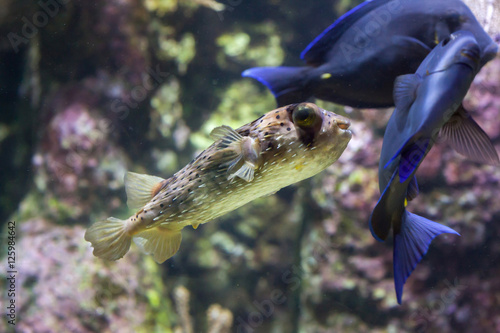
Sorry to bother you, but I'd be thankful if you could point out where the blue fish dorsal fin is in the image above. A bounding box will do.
[393,211,459,304]
[301,0,391,65]
[393,73,422,112]
[439,105,500,166]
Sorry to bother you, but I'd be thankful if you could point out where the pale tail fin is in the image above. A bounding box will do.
[393,210,459,304]
[84,217,132,261]
[133,227,182,264]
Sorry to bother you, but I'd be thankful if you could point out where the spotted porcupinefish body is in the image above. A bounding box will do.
[85,103,352,263]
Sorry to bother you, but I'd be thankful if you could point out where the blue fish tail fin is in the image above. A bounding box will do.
[242,66,311,106]
[393,210,460,304]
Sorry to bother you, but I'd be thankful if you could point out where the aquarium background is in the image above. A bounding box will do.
[1,0,500,332]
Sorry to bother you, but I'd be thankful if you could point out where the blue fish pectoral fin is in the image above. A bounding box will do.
[242,66,311,106]
[133,226,182,264]
[398,138,430,183]
[393,73,422,113]
[393,210,460,304]
[439,106,500,166]
[124,172,166,209]
[406,176,419,201]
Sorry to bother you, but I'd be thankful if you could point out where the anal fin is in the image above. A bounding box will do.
[407,176,419,201]
[133,227,182,264]
[369,171,399,242]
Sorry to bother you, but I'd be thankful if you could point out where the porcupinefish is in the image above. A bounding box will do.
[243,0,498,108]
[85,103,352,263]
[370,30,498,304]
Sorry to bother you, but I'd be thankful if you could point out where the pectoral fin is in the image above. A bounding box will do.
[227,160,257,182]
[393,73,422,113]
[125,172,166,209]
[211,125,261,182]
[439,106,500,165]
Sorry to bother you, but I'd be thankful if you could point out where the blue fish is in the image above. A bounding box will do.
[370,30,498,304]
[242,0,498,108]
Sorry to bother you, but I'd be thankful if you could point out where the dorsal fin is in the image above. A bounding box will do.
[124,172,165,209]
[301,0,391,65]
[210,125,243,145]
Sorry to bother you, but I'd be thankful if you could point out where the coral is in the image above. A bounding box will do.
[174,286,194,333]
[172,285,234,333]
[2,0,500,332]
[207,304,234,333]
[0,219,173,333]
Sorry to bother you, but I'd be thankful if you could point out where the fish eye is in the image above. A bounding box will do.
[292,103,317,127]
[441,36,451,46]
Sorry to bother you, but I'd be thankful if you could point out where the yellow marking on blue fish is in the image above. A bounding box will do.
[434,31,439,45]
[320,73,332,80]
[404,198,408,207]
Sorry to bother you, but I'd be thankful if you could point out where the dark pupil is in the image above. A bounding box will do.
[295,106,313,122]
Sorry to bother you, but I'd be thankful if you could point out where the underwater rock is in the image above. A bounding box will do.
[0,218,173,332]
[4,0,500,332]
[27,82,129,224]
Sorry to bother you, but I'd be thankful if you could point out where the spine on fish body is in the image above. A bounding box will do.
[85,103,352,264]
